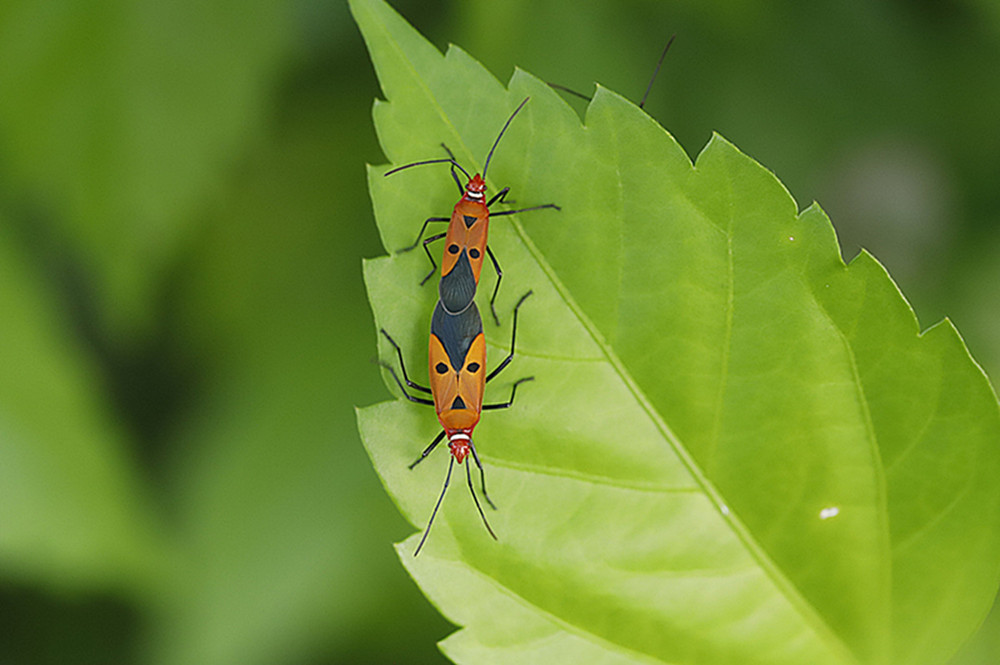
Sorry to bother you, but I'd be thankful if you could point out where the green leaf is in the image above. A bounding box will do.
[352,0,1000,663]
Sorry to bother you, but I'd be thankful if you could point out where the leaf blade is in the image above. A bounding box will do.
[353,1,1000,663]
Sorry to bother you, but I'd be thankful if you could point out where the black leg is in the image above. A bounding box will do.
[467,439,496,509]
[483,376,534,410]
[399,217,450,254]
[409,430,446,470]
[486,291,532,383]
[380,329,432,396]
[417,232,447,285]
[490,203,561,217]
[414,456,455,556]
[465,458,497,541]
[486,246,503,327]
[379,361,435,406]
[486,186,512,208]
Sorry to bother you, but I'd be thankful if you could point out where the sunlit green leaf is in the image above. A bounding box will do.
[353,0,1000,663]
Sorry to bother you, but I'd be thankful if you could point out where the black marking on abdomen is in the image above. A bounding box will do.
[431,300,484,371]
[439,250,476,314]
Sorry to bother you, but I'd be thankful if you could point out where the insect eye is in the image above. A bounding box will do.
[448,244,460,254]
[466,362,480,373]
[469,248,481,259]
[435,362,448,374]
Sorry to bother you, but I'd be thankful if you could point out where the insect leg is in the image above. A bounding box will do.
[379,363,435,406]
[486,186,512,208]
[485,246,503,327]
[490,203,561,217]
[482,376,534,410]
[418,232,447,285]
[379,329,433,397]
[379,362,435,406]
[398,217,449,254]
[408,430,446,470]
[465,457,497,541]
[467,439,496,509]
[486,290,532,383]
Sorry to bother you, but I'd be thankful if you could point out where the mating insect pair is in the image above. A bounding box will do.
[380,98,558,555]
[378,38,677,554]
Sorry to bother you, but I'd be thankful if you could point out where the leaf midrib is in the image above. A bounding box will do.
[447,546,692,665]
[365,3,861,658]
[506,134,861,664]
[482,455,701,493]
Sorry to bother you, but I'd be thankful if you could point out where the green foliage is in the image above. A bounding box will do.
[0,0,998,662]
[0,217,164,593]
[0,2,447,664]
[353,0,1000,663]
[0,0,291,337]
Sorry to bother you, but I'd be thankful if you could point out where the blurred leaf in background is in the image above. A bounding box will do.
[0,0,998,664]
[0,0,290,337]
[0,0,450,663]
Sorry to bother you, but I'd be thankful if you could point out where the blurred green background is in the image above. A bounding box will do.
[0,0,998,663]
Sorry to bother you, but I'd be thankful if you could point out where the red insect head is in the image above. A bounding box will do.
[448,432,473,464]
[464,174,486,201]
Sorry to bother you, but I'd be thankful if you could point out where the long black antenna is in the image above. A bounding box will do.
[384,158,473,181]
[415,456,455,556]
[639,35,676,109]
[546,83,591,101]
[464,455,497,540]
[482,97,530,179]
[413,455,498,556]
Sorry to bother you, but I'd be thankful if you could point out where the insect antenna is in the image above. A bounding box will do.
[482,97,530,180]
[415,456,455,556]
[639,34,676,109]
[465,455,497,540]
[385,158,472,181]
[546,83,590,101]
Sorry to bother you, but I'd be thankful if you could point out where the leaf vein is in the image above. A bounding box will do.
[484,456,701,493]
[507,135,860,665]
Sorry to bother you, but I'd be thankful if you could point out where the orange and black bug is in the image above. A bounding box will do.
[379,292,533,555]
[384,98,559,325]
